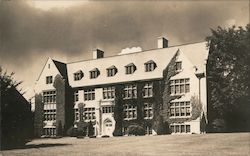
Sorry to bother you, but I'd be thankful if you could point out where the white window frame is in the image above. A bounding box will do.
[123,84,137,99]
[83,107,96,121]
[143,82,153,98]
[107,67,117,77]
[74,71,83,81]
[102,106,114,114]
[46,76,53,84]
[44,109,56,121]
[74,90,79,102]
[170,101,191,117]
[170,78,190,95]
[175,61,182,71]
[43,91,56,103]
[103,87,115,99]
[125,64,136,74]
[144,103,153,119]
[84,89,95,101]
[123,104,137,120]
[170,124,191,133]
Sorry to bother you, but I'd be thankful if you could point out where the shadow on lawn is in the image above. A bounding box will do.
[3,143,71,150]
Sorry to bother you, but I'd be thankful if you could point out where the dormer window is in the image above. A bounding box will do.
[145,60,157,72]
[175,61,182,71]
[46,76,53,84]
[125,63,136,74]
[107,65,117,77]
[74,70,84,81]
[90,68,100,79]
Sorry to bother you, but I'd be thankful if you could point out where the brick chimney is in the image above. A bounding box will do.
[157,37,168,48]
[93,49,104,59]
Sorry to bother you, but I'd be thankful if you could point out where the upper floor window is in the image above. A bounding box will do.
[170,101,191,117]
[102,105,114,113]
[46,76,53,84]
[74,90,79,102]
[125,63,136,74]
[84,89,95,101]
[144,103,153,119]
[44,109,56,121]
[83,107,96,121]
[74,70,84,81]
[170,78,190,95]
[75,108,79,121]
[107,65,117,77]
[143,82,153,98]
[43,91,56,103]
[144,60,157,72]
[175,61,182,71]
[123,104,137,120]
[103,86,115,99]
[123,84,137,99]
[90,68,100,79]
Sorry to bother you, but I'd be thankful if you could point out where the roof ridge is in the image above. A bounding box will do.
[67,40,206,64]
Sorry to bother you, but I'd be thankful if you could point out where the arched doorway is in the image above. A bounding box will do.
[103,118,113,136]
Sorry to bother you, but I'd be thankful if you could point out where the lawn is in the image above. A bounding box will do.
[1,133,250,156]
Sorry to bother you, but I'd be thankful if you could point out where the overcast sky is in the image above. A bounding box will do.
[0,0,249,99]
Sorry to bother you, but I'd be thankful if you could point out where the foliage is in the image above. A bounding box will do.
[57,120,63,136]
[0,66,23,93]
[211,119,227,133]
[190,95,202,120]
[128,124,145,136]
[206,24,250,132]
[66,126,78,137]
[1,66,33,149]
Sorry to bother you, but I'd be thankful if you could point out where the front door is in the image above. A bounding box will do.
[103,119,113,136]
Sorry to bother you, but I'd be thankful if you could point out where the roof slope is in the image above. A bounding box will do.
[52,60,68,79]
[66,41,208,88]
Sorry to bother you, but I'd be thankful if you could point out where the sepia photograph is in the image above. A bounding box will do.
[0,0,249,155]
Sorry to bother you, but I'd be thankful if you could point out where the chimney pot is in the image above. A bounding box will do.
[93,49,104,59]
[158,37,168,48]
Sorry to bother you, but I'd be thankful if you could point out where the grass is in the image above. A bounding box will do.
[1,133,250,156]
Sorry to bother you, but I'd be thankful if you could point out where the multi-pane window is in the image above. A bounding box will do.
[170,124,191,133]
[124,84,137,99]
[44,109,56,121]
[145,125,153,135]
[83,107,96,121]
[170,101,191,117]
[102,106,114,113]
[143,83,153,97]
[74,70,84,81]
[103,87,115,99]
[44,128,56,136]
[170,78,190,95]
[90,68,100,79]
[144,103,153,119]
[43,91,56,103]
[75,108,79,121]
[46,76,53,84]
[74,91,79,102]
[84,89,95,101]
[125,63,136,74]
[107,66,117,77]
[175,61,182,71]
[123,104,137,120]
[145,60,157,72]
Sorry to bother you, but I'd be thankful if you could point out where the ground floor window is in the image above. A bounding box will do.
[170,124,191,133]
[145,125,152,135]
[44,128,56,136]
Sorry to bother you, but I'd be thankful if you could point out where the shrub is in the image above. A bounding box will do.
[128,124,145,136]
[212,119,227,132]
[66,126,78,137]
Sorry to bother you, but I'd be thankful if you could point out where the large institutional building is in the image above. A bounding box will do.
[34,37,209,137]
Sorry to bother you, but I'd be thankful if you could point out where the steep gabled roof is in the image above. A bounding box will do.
[52,59,68,79]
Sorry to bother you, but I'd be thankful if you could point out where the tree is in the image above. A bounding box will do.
[206,24,250,132]
[1,66,33,149]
